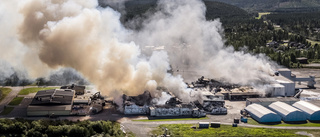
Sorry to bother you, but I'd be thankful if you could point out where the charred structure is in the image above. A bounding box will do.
[123,91,153,115]
[122,91,206,117]
[189,76,261,100]
[61,84,86,95]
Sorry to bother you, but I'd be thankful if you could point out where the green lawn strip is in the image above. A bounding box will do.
[0,107,14,115]
[0,88,12,102]
[18,87,57,95]
[133,116,209,122]
[247,118,320,127]
[8,97,24,105]
[151,124,309,137]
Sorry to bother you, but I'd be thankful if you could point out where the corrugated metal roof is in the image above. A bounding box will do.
[293,101,320,121]
[269,101,299,116]
[245,104,277,118]
[247,97,299,103]
[293,101,320,114]
[268,101,307,122]
[30,89,74,105]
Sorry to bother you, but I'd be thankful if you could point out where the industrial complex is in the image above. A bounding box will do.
[1,68,319,132]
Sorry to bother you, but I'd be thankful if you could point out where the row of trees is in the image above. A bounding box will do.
[0,119,126,137]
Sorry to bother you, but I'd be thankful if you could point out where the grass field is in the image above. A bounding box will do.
[8,97,24,105]
[0,107,14,115]
[0,88,12,103]
[151,124,314,137]
[247,118,320,127]
[133,116,209,122]
[18,87,57,95]
[255,12,271,19]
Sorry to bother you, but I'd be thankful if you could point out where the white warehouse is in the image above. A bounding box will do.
[269,101,306,122]
[245,104,281,123]
[293,101,320,121]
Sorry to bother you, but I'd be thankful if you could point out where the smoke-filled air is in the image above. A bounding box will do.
[0,0,277,102]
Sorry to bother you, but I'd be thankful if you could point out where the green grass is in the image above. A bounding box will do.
[247,118,320,127]
[255,12,271,19]
[8,97,24,105]
[18,87,57,95]
[0,88,12,103]
[0,107,14,115]
[151,124,311,137]
[133,116,209,122]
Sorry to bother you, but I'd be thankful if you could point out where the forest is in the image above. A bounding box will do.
[114,0,320,68]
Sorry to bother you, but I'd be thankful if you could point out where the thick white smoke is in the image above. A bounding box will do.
[130,0,277,85]
[0,0,276,103]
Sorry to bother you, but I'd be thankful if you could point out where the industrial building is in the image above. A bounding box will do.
[245,104,281,123]
[292,101,320,121]
[199,91,227,114]
[246,97,299,107]
[268,101,307,122]
[269,84,285,97]
[61,84,86,95]
[269,69,316,97]
[122,91,206,117]
[27,89,75,116]
[149,104,205,117]
[124,104,149,115]
[273,75,296,96]
[277,68,316,88]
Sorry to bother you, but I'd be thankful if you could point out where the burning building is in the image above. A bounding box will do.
[61,84,86,95]
[188,76,261,100]
[123,91,153,115]
[198,91,227,114]
[122,91,206,117]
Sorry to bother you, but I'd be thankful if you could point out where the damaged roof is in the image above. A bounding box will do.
[30,89,75,105]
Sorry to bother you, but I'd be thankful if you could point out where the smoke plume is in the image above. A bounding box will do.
[0,0,276,102]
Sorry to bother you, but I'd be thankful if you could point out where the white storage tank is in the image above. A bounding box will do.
[292,101,320,121]
[269,101,306,122]
[245,104,281,123]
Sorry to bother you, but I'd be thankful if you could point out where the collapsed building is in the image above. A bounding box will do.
[187,76,261,100]
[196,91,227,114]
[122,91,206,117]
[61,84,86,95]
[123,91,152,115]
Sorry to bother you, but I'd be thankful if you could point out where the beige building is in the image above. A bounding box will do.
[27,89,75,116]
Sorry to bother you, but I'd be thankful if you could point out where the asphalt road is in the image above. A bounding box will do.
[0,87,23,112]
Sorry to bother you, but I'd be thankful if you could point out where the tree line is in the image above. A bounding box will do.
[0,119,127,137]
